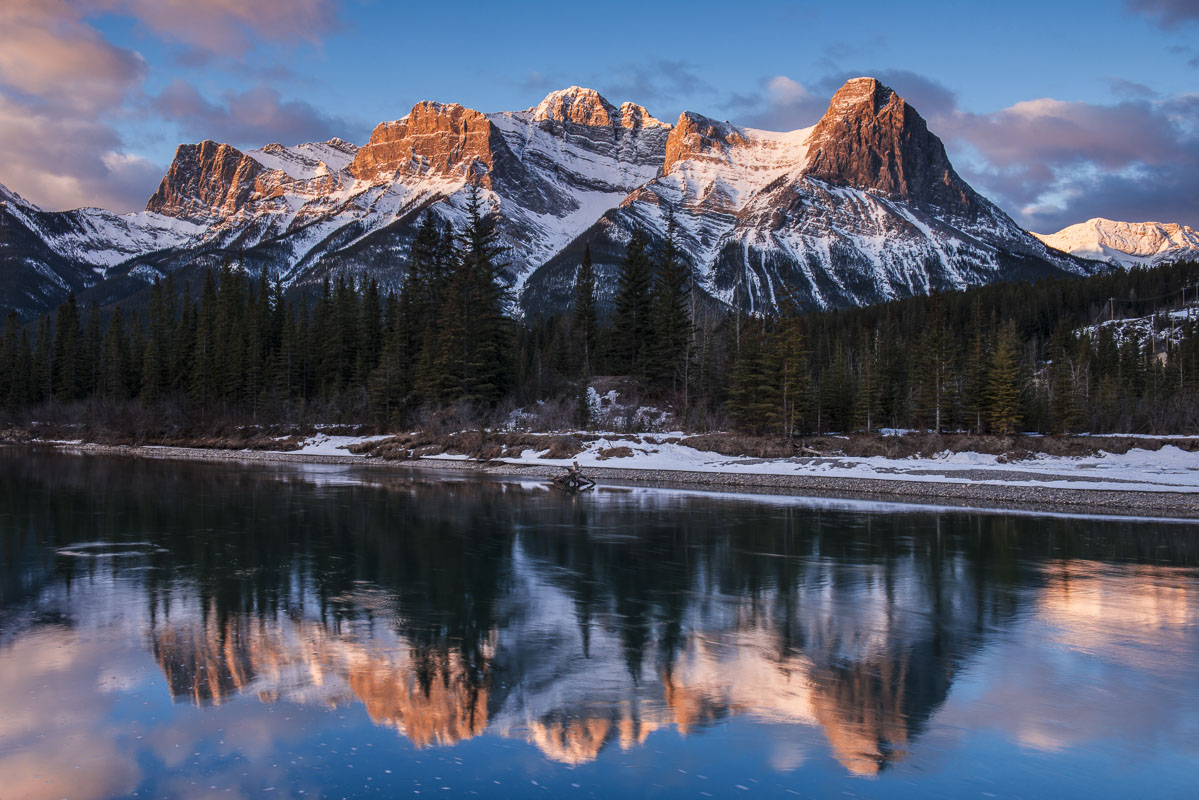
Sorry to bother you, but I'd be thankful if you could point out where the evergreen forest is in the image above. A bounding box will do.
[3,186,1198,439]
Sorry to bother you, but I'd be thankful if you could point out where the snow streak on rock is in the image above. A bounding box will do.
[3,79,1115,319]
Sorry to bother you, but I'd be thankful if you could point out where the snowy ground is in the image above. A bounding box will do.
[281,432,1199,494]
[282,433,393,456]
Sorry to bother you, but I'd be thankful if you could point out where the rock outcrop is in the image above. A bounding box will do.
[1,79,1110,320]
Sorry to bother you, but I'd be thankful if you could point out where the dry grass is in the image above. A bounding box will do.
[595,446,634,460]
[347,431,590,461]
[679,431,1199,460]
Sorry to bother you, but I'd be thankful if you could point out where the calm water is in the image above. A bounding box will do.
[1,450,1197,799]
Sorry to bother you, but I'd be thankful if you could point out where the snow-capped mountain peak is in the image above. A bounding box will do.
[0,181,39,211]
[530,86,670,131]
[2,79,1112,320]
[1033,218,1199,268]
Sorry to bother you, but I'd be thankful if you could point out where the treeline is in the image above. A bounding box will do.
[1,187,1198,436]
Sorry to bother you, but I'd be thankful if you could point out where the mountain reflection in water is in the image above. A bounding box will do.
[1,450,1197,799]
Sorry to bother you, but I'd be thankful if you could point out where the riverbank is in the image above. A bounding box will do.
[22,440,1199,519]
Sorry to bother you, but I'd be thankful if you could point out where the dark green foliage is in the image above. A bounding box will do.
[426,183,512,406]
[1,214,1196,439]
[612,229,654,376]
[572,244,598,378]
[648,214,693,397]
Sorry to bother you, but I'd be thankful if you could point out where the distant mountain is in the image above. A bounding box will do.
[1033,218,1199,269]
[2,78,1105,320]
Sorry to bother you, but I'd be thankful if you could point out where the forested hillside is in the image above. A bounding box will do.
[3,186,1198,439]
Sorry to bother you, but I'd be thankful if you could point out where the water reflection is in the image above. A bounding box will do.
[1,449,1197,798]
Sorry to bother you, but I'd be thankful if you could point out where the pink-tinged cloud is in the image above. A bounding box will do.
[937,94,1199,230]
[0,0,352,211]
[151,79,349,147]
[946,98,1189,172]
[95,0,343,56]
[0,93,163,212]
[0,0,145,113]
[733,70,959,133]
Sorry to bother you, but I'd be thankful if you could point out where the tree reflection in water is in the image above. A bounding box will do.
[1,448,1197,786]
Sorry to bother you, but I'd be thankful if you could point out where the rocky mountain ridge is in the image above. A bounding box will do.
[1033,218,1199,268]
[2,79,1108,319]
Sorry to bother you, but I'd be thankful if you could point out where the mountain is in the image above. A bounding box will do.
[1,181,201,318]
[1,79,1105,320]
[1033,218,1199,268]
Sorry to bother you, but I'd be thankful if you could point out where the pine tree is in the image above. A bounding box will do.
[612,229,654,377]
[82,302,102,398]
[101,307,133,400]
[190,269,219,412]
[727,319,778,433]
[772,311,810,436]
[428,182,512,406]
[141,279,173,404]
[964,299,990,434]
[649,213,692,397]
[914,293,950,432]
[986,320,1022,435]
[0,310,22,410]
[51,293,84,402]
[855,327,880,433]
[31,315,52,404]
[572,243,598,379]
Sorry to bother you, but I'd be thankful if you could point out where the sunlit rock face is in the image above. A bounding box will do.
[2,76,1105,321]
[1033,218,1199,268]
[803,78,978,218]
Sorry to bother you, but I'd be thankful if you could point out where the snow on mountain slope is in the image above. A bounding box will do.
[0,181,39,210]
[135,87,674,296]
[33,208,203,271]
[3,79,1108,320]
[1034,218,1199,268]
[246,138,358,180]
[522,78,1100,314]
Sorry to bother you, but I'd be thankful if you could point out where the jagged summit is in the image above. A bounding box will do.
[1034,218,1199,268]
[803,76,978,218]
[4,77,1113,321]
[533,86,617,126]
[532,86,669,130]
[0,181,36,209]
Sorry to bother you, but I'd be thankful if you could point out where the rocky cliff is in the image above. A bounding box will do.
[1,78,1107,320]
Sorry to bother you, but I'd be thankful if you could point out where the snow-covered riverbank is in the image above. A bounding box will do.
[24,429,1198,518]
[277,431,1199,495]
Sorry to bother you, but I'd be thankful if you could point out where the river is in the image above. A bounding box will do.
[1,449,1196,798]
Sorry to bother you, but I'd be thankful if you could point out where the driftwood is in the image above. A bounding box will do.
[552,460,595,492]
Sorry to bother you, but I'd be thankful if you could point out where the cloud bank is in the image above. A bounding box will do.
[0,1,349,212]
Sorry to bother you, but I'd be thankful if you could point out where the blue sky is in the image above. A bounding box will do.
[2,0,1197,230]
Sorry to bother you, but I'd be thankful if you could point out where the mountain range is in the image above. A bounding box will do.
[1032,218,1199,269]
[2,76,1192,321]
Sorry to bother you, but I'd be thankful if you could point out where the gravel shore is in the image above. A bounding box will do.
[29,442,1199,520]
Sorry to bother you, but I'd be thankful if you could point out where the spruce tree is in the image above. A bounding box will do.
[772,311,810,436]
[101,307,133,400]
[190,269,219,412]
[51,293,84,402]
[914,293,950,432]
[572,243,598,379]
[986,321,1022,435]
[650,214,692,397]
[0,310,21,410]
[429,182,512,406]
[612,229,653,377]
